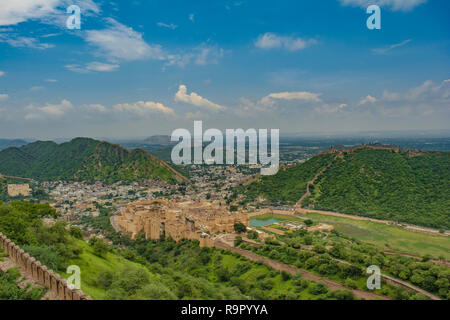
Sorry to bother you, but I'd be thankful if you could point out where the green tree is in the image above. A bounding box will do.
[89,237,110,257]
[234,222,247,233]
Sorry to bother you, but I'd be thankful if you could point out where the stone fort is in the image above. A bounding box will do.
[7,184,31,197]
[115,199,249,247]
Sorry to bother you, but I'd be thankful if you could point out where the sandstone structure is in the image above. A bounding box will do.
[7,184,31,197]
[0,231,91,300]
[115,199,249,247]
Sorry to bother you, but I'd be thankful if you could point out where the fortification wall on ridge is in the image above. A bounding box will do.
[0,231,91,300]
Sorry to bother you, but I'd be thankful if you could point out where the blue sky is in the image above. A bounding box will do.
[0,0,449,139]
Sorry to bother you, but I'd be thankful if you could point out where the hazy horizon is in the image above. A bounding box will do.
[1,128,449,144]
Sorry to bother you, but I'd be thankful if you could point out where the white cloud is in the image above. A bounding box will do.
[175,85,226,111]
[157,22,178,30]
[65,64,90,73]
[189,14,195,22]
[65,61,120,73]
[359,95,377,105]
[255,33,318,51]
[41,33,61,38]
[25,99,73,120]
[165,45,224,68]
[0,35,54,50]
[194,46,224,66]
[86,61,119,72]
[338,0,427,11]
[0,0,100,26]
[85,18,165,62]
[82,103,108,113]
[235,91,323,117]
[380,79,450,103]
[372,39,412,55]
[357,79,450,117]
[114,101,174,116]
[0,94,8,101]
[314,103,348,114]
[0,0,59,26]
[261,91,322,106]
[0,71,5,77]
[30,86,44,91]
[45,79,58,82]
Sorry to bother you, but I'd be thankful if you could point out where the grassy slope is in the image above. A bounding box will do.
[61,239,323,300]
[60,240,152,299]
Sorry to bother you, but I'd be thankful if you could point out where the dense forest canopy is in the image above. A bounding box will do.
[0,138,183,184]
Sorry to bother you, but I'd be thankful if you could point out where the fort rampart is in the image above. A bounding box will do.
[0,231,91,300]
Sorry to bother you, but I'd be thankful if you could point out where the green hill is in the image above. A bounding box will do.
[241,146,450,229]
[0,138,187,184]
[0,139,27,151]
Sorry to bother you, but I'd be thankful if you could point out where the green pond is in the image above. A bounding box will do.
[250,218,280,227]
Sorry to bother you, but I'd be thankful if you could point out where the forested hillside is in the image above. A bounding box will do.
[241,153,334,204]
[0,139,27,151]
[241,147,450,229]
[0,138,186,184]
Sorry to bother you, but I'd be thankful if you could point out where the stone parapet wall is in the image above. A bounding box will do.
[0,231,91,300]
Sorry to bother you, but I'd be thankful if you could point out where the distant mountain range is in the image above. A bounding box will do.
[0,138,188,184]
[0,139,27,151]
[241,146,450,229]
[142,135,174,146]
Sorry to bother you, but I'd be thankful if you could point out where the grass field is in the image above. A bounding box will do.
[250,213,450,259]
[60,240,152,299]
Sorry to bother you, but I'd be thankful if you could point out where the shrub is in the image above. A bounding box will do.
[97,271,115,290]
[234,222,247,233]
[69,226,83,239]
[89,237,110,257]
[304,219,314,227]
[247,230,259,240]
[308,282,328,295]
[331,290,355,300]
[344,278,357,289]
[281,270,291,281]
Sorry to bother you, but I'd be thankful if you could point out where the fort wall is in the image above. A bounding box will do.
[0,231,91,300]
[7,184,31,197]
